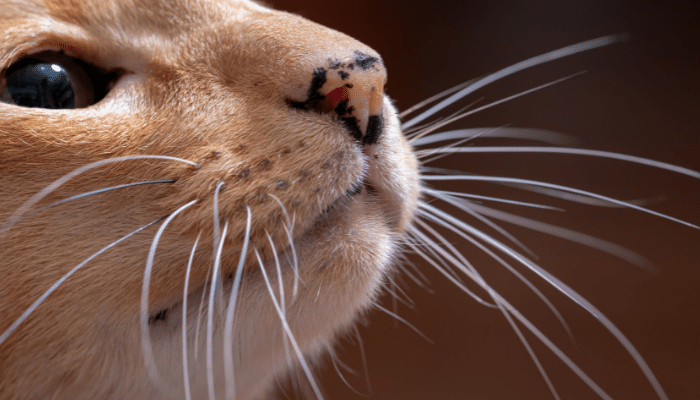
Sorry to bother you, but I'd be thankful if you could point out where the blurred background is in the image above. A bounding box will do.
[270,1,699,399]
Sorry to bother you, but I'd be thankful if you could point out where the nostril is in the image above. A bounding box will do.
[326,85,350,110]
[286,51,386,145]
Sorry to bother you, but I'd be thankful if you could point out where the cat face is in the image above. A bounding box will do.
[0,0,419,398]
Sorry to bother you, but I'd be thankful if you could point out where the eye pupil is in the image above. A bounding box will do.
[6,62,76,109]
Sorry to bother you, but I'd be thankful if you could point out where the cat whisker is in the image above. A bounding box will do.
[423,174,700,229]
[402,34,628,130]
[500,185,667,208]
[266,230,295,372]
[0,155,195,236]
[328,348,369,397]
[269,194,300,298]
[224,206,251,400]
[423,188,540,258]
[406,225,496,308]
[328,347,358,376]
[182,233,201,400]
[351,325,372,396]
[401,115,449,138]
[426,146,700,179]
[212,184,226,330]
[412,215,486,284]
[285,357,307,400]
[408,72,587,143]
[22,180,175,220]
[207,221,228,400]
[0,218,163,346]
[405,225,470,289]
[193,264,211,365]
[427,186,653,267]
[395,254,432,291]
[411,210,605,399]
[387,280,400,329]
[213,182,225,259]
[452,199,652,269]
[419,201,588,309]
[406,97,485,141]
[411,127,576,147]
[286,215,300,299]
[316,193,323,214]
[372,304,433,344]
[415,124,498,165]
[421,164,664,208]
[268,193,291,222]
[426,188,564,211]
[495,296,561,400]
[266,231,286,319]
[255,248,325,400]
[418,201,669,399]
[141,200,197,396]
[411,216,566,399]
[500,291,615,399]
[414,210,574,341]
[398,78,477,120]
[382,274,416,309]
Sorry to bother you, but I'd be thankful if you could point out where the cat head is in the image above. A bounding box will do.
[0,0,419,398]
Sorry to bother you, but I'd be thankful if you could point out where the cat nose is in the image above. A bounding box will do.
[287,51,386,145]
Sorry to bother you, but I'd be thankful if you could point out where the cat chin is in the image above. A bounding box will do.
[52,194,398,400]
[133,191,400,400]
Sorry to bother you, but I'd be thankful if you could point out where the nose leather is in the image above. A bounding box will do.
[287,50,386,145]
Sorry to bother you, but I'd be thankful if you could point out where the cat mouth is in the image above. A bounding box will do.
[344,179,376,197]
[309,180,373,230]
[147,182,378,325]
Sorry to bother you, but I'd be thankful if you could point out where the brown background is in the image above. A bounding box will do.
[269,1,699,399]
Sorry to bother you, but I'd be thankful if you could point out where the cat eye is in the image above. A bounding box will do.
[0,51,119,109]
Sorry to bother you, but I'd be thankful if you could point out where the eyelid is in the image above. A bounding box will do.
[1,32,102,73]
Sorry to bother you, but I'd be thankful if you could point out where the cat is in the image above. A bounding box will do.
[1,0,698,399]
